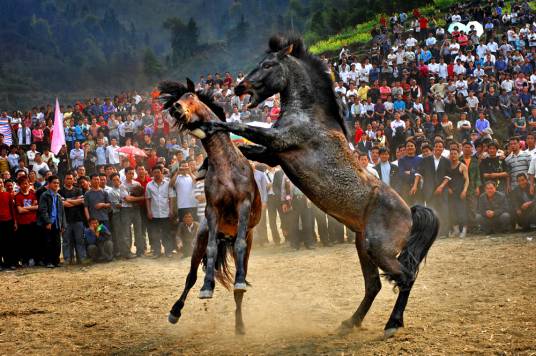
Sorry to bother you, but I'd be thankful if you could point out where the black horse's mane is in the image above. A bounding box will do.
[158,80,226,129]
[267,35,349,138]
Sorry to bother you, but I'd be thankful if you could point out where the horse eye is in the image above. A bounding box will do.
[262,63,272,69]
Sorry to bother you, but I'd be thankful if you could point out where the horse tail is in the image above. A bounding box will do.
[214,239,234,290]
[396,205,439,286]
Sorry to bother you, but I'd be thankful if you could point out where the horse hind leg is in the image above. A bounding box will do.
[169,221,209,324]
[233,200,252,291]
[338,231,382,335]
[365,230,415,339]
[199,207,219,299]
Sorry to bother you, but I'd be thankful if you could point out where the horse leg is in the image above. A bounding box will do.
[234,229,253,335]
[365,230,414,339]
[168,221,209,324]
[199,207,219,299]
[338,231,382,335]
[234,200,252,291]
[237,144,280,167]
[197,121,299,152]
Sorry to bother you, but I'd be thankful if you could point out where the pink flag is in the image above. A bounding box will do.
[51,98,65,155]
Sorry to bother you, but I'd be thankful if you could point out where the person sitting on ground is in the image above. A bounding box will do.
[175,211,199,257]
[476,181,511,234]
[511,173,535,231]
[84,218,114,262]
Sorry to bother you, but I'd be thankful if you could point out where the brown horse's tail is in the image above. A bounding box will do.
[214,239,234,290]
[395,205,439,289]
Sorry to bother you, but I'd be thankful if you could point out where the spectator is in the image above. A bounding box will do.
[59,173,88,265]
[175,211,199,257]
[511,173,535,231]
[70,141,85,169]
[505,137,532,191]
[476,181,511,234]
[0,178,17,270]
[84,218,114,262]
[171,161,197,221]
[145,166,176,258]
[37,175,66,268]
[119,167,145,257]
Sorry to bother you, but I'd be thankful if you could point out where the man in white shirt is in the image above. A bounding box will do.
[228,105,242,122]
[69,141,85,169]
[425,33,437,47]
[172,161,197,221]
[405,36,418,48]
[32,153,50,180]
[487,40,499,53]
[27,143,39,168]
[145,165,176,258]
[106,137,121,168]
[357,150,379,178]
[476,42,488,58]
[334,81,347,96]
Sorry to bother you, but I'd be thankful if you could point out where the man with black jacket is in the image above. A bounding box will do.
[511,173,535,231]
[37,175,66,268]
[476,181,511,234]
[374,147,399,188]
[412,140,451,235]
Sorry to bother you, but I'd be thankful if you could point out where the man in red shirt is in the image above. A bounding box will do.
[14,176,38,267]
[0,179,17,270]
[354,121,364,145]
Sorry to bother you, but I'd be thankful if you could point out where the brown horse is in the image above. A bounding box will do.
[159,79,262,335]
[192,36,439,338]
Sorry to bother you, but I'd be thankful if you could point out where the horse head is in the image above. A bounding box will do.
[234,35,299,108]
[159,78,226,138]
[235,34,348,138]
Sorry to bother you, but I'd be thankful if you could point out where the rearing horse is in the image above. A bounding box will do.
[193,35,439,338]
[160,79,262,335]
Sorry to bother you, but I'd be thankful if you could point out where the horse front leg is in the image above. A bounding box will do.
[169,220,209,324]
[199,207,218,299]
[195,121,298,151]
[237,144,280,167]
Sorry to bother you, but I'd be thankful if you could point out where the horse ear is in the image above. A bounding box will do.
[277,44,293,58]
[186,78,195,92]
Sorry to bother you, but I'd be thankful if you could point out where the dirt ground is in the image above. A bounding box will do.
[1,232,536,355]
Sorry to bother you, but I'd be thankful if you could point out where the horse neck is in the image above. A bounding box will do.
[199,114,239,165]
[280,59,315,114]
[280,59,342,132]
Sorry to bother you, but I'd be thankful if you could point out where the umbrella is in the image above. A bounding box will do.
[117,145,147,157]
[466,21,484,37]
[448,22,467,34]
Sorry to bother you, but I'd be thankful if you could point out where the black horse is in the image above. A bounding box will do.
[160,79,262,335]
[192,35,439,338]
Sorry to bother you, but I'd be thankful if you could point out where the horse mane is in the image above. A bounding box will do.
[267,34,349,138]
[158,80,226,127]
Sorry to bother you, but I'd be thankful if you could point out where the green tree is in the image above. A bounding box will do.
[143,48,163,79]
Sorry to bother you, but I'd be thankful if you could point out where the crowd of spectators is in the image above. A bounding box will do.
[328,0,536,238]
[1,0,536,271]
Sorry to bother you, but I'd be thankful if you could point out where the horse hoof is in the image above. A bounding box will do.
[168,313,180,324]
[235,326,246,335]
[336,321,354,336]
[234,282,247,291]
[384,327,399,339]
[199,289,214,299]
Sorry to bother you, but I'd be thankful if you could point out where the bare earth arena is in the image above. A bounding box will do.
[1,233,535,355]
